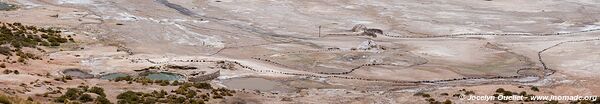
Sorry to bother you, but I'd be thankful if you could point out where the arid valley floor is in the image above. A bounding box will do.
[1,0,600,104]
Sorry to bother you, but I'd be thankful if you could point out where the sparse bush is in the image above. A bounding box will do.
[0,95,11,104]
[78,94,93,102]
[502,91,513,96]
[94,96,112,104]
[193,82,212,89]
[159,80,170,86]
[54,95,67,103]
[64,76,72,80]
[443,99,452,104]
[519,91,527,96]
[78,85,89,92]
[0,22,72,62]
[495,88,505,93]
[531,86,540,92]
[465,91,475,95]
[452,94,461,97]
[117,91,141,104]
[171,81,181,86]
[174,85,189,95]
[63,88,82,100]
[421,94,431,98]
[185,90,197,98]
[88,86,106,97]
[114,76,132,82]
[440,93,449,96]
[2,70,11,74]
[0,92,37,104]
[425,98,435,102]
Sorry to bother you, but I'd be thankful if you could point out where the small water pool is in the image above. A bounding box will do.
[143,72,183,81]
[62,68,94,79]
[0,2,16,11]
[99,73,129,80]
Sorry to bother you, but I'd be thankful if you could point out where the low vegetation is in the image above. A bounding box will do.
[116,82,233,104]
[490,87,593,104]
[2,69,19,74]
[53,86,111,104]
[530,86,540,92]
[0,92,38,104]
[53,75,73,83]
[0,22,73,64]
[414,92,453,104]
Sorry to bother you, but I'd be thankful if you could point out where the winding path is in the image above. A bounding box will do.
[241,29,600,84]
[536,38,600,76]
[151,0,600,84]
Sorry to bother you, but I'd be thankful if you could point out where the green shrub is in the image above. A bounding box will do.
[519,91,527,96]
[159,80,170,86]
[0,22,72,62]
[502,91,513,96]
[465,91,475,95]
[443,99,452,104]
[88,86,106,97]
[78,94,93,102]
[0,95,11,104]
[193,82,212,89]
[421,94,431,98]
[94,96,112,104]
[171,81,181,86]
[186,90,197,98]
[495,88,505,93]
[64,88,82,100]
[78,85,89,92]
[117,91,141,104]
[531,86,540,92]
[114,76,132,82]
[0,63,6,68]
[452,94,461,97]
[53,95,67,103]
[0,93,37,104]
